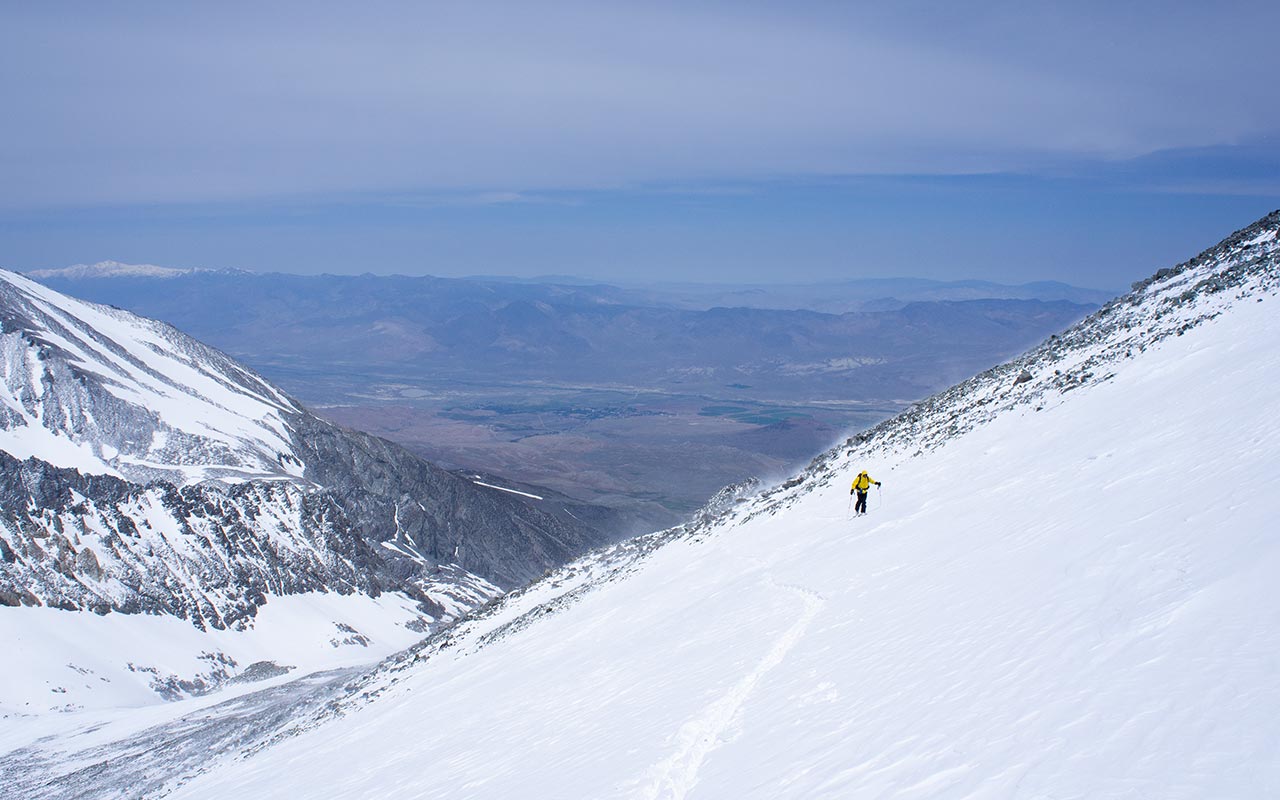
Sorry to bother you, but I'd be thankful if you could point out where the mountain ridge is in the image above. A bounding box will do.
[25,262,1114,307]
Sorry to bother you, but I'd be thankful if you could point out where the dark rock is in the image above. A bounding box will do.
[229,661,295,684]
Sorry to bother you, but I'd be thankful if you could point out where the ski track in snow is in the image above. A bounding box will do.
[636,574,826,800]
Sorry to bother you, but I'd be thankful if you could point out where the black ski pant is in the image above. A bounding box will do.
[854,489,869,514]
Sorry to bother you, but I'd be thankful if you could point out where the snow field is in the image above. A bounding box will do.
[158,284,1280,797]
[1,591,431,750]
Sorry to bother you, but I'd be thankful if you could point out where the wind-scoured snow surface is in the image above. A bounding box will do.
[6,213,1280,798]
[0,269,303,485]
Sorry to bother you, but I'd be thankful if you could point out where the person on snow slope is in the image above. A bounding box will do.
[850,470,881,516]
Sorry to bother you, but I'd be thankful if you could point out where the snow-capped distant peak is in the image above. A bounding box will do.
[24,260,202,280]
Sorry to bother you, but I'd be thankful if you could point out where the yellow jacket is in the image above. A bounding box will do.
[851,472,878,491]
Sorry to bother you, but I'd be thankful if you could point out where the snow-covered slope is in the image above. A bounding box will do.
[0,591,433,715]
[5,212,1278,798]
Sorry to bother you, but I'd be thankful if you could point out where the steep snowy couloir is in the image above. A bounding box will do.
[73,211,1276,799]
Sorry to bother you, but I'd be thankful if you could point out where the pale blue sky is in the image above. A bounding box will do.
[2,1,1277,288]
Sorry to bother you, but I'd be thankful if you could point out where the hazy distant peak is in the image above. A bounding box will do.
[25,260,203,279]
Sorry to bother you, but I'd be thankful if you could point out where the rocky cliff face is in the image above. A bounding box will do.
[0,451,399,628]
[0,270,626,628]
[284,411,623,588]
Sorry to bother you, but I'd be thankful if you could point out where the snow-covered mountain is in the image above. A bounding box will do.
[0,270,632,703]
[4,212,1279,798]
[23,261,208,280]
[1,269,312,485]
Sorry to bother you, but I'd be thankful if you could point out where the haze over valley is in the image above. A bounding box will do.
[28,267,1098,518]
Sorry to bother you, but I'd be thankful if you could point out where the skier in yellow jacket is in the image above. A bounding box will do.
[850,470,881,516]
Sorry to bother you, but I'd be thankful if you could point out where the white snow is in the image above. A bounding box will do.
[0,591,430,745]
[472,480,544,500]
[0,422,125,477]
[133,260,1280,797]
[23,261,198,280]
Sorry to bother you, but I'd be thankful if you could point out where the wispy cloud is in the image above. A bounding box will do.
[378,191,578,209]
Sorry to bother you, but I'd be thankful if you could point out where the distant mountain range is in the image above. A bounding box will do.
[466,273,1118,312]
[27,262,1116,312]
[20,265,1100,400]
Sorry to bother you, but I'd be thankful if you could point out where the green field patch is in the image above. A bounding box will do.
[698,405,750,417]
[439,409,500,421]
[733,411,811,425]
